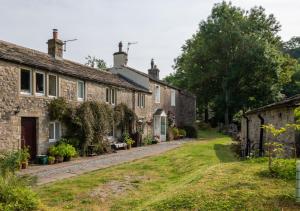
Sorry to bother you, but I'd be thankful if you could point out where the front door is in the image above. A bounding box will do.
[153,115,167,142]
[21,117,37,160]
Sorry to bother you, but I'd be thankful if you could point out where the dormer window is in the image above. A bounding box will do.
[35,72,45,96]
[20,69,32,95]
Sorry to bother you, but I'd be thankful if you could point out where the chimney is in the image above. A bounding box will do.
[113,41,128,67]
[47,29,64,59]
[148,58,160,80]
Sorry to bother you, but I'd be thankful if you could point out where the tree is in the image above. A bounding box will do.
[85,55,107,69]
[167,1,297,128]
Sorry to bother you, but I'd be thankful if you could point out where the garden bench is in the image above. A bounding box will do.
[111,142,127,150]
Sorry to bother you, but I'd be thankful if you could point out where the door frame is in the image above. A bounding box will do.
[153,110,167,142]
[21,117,37,160]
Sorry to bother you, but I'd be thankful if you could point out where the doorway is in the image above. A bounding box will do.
[21,117,37,160]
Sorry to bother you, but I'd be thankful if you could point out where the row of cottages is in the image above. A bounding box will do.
[241,95,300,157]
[0,29,196,159]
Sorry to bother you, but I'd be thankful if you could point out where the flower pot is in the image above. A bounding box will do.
[48,159,55,165]
[21,161,28,169]
[56,156,64,163]
[64,156,72,162]
[127,144,132,150]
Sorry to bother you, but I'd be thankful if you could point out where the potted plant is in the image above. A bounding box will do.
[153,135,160,144]
[49,145,64,163]
[20,147,30,169]
[48,156,55,165]
[123,133,135,150]
[55,144,66,163]
[63,144,76,161]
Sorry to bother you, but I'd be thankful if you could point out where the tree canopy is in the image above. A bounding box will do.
[165,1,297,126]
[85,55,107,69]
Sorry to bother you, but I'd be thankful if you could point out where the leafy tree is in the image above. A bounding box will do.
[167,1,297,128]
[85,55,107,69]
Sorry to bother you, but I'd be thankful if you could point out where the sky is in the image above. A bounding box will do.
[0,0,299,78]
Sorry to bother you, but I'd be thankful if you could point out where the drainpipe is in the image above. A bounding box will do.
[244,115,250,157]
[258,114,264,157]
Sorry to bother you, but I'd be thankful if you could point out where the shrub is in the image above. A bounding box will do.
[48,97,70,121]
[178,129,187,137]
[0,175,40,210]
[143,136,154,145]
[172,127,179,139]
[183,125,198,138]
[271,159,295,180]
[0,151,22,177]
[50,143,76,159]
[123,133,135,146]
[167,128,174,141]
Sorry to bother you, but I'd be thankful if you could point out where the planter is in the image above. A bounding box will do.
[36,155,48,165]
[64,156,72,162]
[21,161,28,169]
[127,144,132,150]
[48,159,55,165]
[56,156,64,163]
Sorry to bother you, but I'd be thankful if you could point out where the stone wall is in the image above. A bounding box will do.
[241,106,296,157]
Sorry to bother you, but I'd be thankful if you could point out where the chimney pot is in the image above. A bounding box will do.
[53,29,58,39]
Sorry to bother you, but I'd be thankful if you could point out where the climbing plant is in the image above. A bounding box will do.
[114,103,137,134]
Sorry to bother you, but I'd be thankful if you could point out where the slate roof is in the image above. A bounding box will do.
[245,94,300,115]
[0,40,149,93]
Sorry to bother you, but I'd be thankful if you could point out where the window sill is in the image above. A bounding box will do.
[49,139,57,143]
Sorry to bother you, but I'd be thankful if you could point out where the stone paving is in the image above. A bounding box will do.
[19,139,192,185]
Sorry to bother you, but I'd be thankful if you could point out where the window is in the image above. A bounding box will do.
[35,72,45,95]
[49,122,61,142]
[171,89,176,106]
[106,88,117,105]
[138,93,145,108]
[20,69,32,94]
[155,85,160,103]
[48,74,57,97]
[77,80,85,101]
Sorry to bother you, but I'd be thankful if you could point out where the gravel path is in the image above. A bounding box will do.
[19,139,192,185]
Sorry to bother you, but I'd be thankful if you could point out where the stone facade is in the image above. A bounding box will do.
[0,36,196,157]
[241,98,300,157]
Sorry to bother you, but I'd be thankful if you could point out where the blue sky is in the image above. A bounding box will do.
[0,0,299,78]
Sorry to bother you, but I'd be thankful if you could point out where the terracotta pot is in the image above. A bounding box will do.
[48,159,55,165]
[21,161,28,169]
[56,156,64,163]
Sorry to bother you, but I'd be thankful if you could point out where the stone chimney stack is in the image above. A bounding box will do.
[113,41,128,67]
[148,58,160,80]
[47,29,64,59]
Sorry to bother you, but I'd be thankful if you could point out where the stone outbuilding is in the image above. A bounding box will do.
[241,95,300,157]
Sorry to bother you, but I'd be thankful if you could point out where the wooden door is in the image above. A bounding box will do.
[21,117,37,160]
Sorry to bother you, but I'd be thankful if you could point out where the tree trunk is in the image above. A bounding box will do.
[224,84,229,130]
[204,104,209,123]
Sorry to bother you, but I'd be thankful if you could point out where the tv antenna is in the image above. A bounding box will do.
[63,39,78,52]
[127,41,138,54]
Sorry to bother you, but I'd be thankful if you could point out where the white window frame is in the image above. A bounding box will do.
[77,80,85,101]
[155,85,160,103]
[35,71,45,96]
[49,121,61,143]
[138,93,145,108]
[48,74,58,97]
[111,88,116,105]
[20,69,32,95]
[106,88,110,103]
[171,89,176,106]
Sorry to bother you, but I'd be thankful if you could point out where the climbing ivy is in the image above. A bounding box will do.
[114,103,137,134]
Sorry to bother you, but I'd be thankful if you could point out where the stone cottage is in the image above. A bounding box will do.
[0,29,196,159]
[241,95,300,157]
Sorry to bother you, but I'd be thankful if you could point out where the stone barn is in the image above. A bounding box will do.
[241,95,300,157]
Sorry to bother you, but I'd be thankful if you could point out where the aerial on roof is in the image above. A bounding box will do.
[0,40,149,93]
[245,94,300,115]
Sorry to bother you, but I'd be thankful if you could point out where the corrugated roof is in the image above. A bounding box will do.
[0,40,149,93]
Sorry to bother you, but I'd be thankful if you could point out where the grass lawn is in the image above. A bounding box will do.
[36,130,300,210]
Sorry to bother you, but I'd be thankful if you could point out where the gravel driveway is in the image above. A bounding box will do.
[19,139,192,185]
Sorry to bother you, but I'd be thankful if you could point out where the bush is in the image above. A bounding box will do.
[0,175,40,210]
[178,129,187,137]
[49,142,76,159]
[182,125,198,138]
[143,136,154,145]
[0,151,22,177]
[167,128,174,141]
[172,127,179,139]
[271,159,295,180]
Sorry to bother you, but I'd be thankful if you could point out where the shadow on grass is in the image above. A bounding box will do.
[214,144,236,163]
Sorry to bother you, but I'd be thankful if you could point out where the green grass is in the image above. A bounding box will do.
[35,130,300,210]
